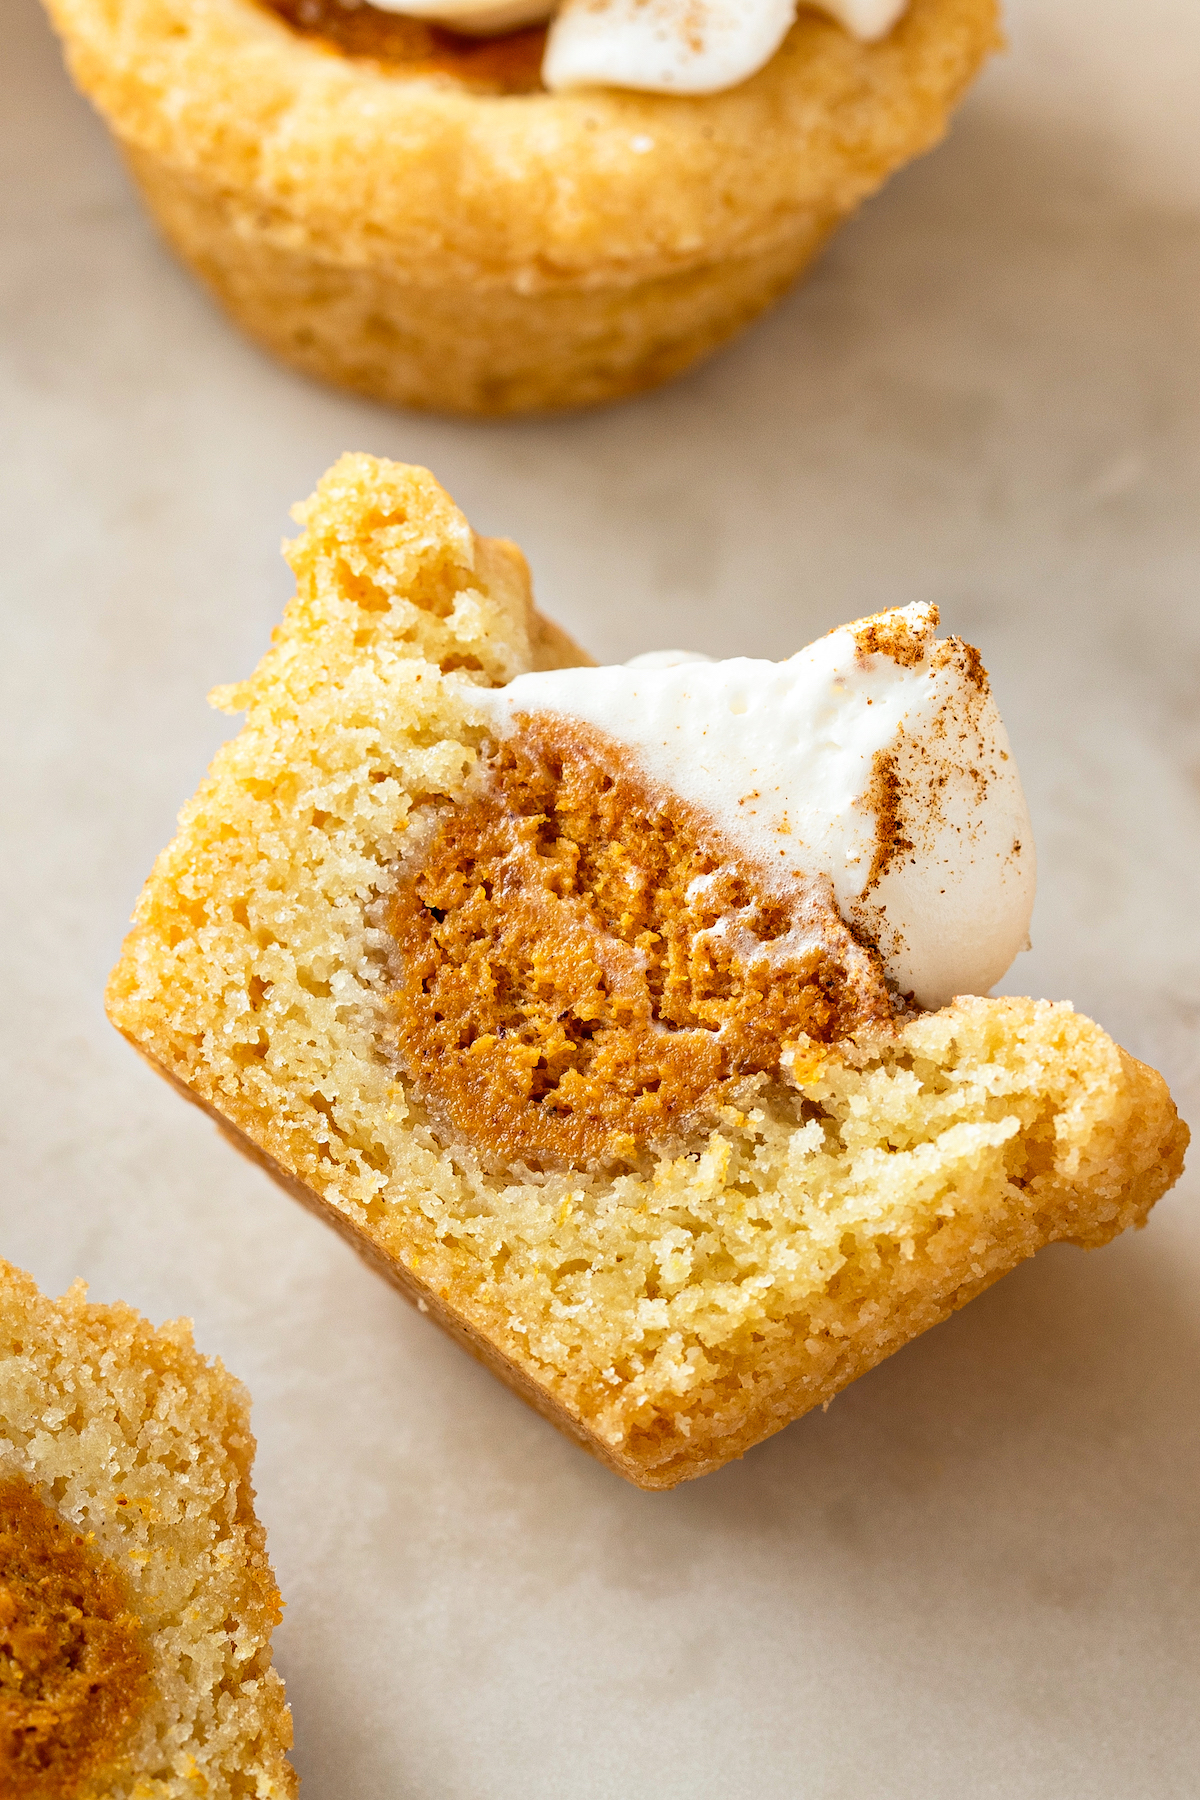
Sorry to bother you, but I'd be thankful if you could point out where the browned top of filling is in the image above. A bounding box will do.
[386,715,892,1169]
[0,1478,149,1800]
[266,0,548,93]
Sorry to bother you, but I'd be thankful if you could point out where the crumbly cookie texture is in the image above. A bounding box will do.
[42,0,999,412]
[107,455,1189,1489]
[0,1262,296,1799]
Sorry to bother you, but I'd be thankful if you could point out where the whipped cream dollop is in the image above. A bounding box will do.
[479,604,1035,1012]
[370,0,908,94]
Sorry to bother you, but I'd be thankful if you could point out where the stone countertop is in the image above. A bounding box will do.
[3,1,1198,1793]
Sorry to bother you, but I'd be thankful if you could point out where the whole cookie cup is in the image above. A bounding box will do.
[44,0,998,413]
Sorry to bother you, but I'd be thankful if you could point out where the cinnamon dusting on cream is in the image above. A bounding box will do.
[860,749,913,895]
[482,603,1036,1010]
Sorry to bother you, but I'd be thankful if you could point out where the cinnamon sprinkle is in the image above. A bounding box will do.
[860,748,914,895]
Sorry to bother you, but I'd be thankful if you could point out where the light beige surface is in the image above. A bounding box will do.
[3,0,1199,1787]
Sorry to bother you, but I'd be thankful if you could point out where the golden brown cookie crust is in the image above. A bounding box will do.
[42,0,1001,411]
[105,456,1189,1488]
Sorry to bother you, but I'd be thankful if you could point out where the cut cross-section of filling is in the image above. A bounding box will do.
[386,714,892,1167]
[101,455,1188,1492]
[0,1478,149,1800]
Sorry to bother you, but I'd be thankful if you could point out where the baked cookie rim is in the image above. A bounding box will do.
[42,0,1002,279]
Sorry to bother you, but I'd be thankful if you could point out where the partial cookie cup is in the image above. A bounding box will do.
[0,1260,296,1799]
[43,0,999,413]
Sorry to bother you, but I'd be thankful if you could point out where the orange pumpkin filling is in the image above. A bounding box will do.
[386,715,892,1168]
[266,0,548,92]
[0,1479,149,1800]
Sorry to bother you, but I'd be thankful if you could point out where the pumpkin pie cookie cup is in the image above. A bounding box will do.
[44,0,999,414]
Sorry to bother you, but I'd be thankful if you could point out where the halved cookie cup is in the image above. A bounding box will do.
[0,1261,296,1798]
[106,457,1188,1488]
